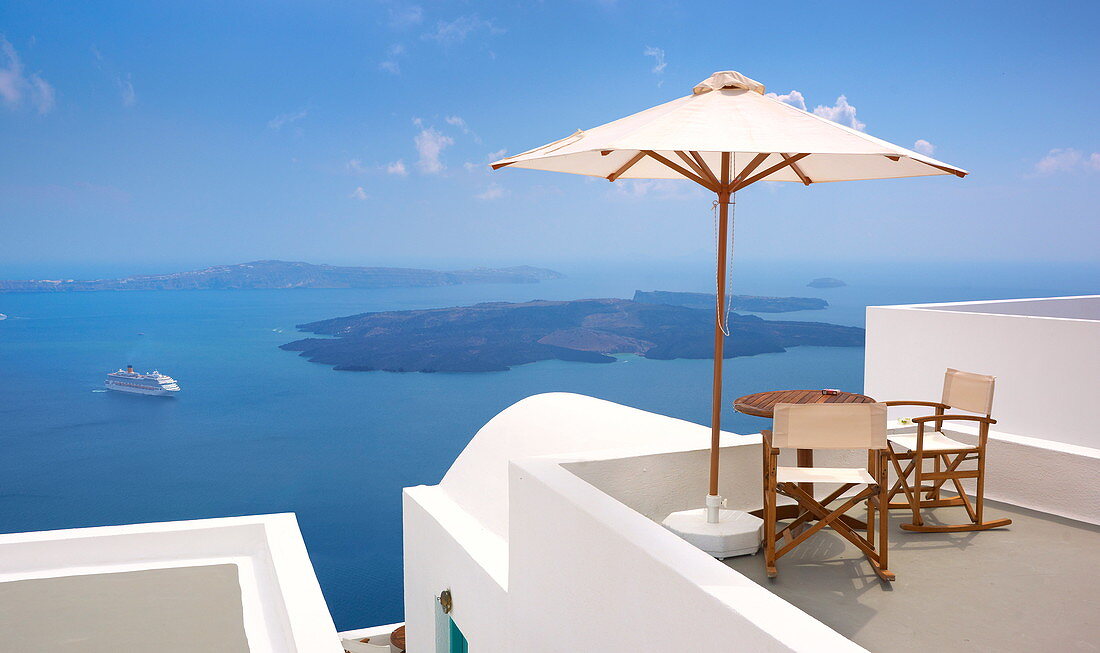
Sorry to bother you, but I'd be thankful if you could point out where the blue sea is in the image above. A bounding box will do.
[0,260,1095,630]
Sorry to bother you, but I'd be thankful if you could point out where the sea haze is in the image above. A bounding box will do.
[0,260,1095,630]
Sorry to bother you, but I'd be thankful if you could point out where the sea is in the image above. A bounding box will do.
[0,259,1095,630]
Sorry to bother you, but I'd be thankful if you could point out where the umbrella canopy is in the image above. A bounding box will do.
[492,70,966,186]
[491,70,966,531]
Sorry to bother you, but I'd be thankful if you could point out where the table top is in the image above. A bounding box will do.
[390,625,405,650]
[733,389,875,418]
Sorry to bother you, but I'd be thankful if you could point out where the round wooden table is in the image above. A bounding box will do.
[390,625,405,651]
[734,389,876,528]
[734,388,876,418]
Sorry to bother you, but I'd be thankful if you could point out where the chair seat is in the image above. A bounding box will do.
[888,430,973,452]
[777,466,875,485]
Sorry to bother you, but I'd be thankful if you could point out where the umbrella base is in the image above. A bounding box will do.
[662,508,763,559]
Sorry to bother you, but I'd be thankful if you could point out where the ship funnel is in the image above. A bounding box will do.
[127,365,134,373]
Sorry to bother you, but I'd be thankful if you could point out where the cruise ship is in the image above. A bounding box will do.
[104,365,181,396]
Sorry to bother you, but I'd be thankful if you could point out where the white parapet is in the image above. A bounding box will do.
[0,514,342,653]
[866,296,1100,524]
[403,393,868,653]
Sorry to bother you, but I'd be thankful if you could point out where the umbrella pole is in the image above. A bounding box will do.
[707,189,732,523]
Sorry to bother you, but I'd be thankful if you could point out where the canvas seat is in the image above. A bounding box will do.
[762,402,893,581]
[776,466,876,485]
[888,430,971,452]
[885,368,1012,533]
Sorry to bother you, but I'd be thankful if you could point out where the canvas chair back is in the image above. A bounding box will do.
[772,403,888,450]
[941,368,995,416]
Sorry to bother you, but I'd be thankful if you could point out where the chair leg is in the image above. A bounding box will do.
[929,455,941,500]
[909,453,924,526]
[899,447,1013,533]
[886,448,918,509]
[763,454,777,577]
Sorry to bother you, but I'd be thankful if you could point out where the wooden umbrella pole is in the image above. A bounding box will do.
[709,151,733,506]
[709,189,731,498]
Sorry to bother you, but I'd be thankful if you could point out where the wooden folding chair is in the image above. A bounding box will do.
[762,402,893,581]
[885,368,1012,532]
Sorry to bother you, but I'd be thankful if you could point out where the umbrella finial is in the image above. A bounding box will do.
[693,71,765,95]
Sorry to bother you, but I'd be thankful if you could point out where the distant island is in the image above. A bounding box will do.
[633,290,828,313]
[281,297,864,373]
[0,261,564,292]
[807,277,847,288]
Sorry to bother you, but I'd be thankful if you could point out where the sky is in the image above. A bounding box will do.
[1,1,1099,276]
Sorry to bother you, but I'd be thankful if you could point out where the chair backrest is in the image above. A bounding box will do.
[772,403,888,450]
[941,368,995,416]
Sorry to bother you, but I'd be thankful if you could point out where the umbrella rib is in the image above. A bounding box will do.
[642,150,719,191]
[782,153,813,185]
[731,153,771,189]
[733,153,811,191]
[607,151,647,182]
[689,151,722,188]
[675,150,710,181]
[914,158,968,178]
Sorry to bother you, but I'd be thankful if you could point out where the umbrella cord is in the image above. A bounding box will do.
[713,193,736,337]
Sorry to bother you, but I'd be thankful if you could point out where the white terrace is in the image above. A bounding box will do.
[402,295,1100,652]
[1,296,1097,652]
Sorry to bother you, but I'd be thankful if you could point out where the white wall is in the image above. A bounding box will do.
[438,393,748,541]
[404,394,868,653]
[0,514,341,653]
[507,457,865,653]
[402,487,509,653]
[866,298,1100,449]
[865,297,1100,524]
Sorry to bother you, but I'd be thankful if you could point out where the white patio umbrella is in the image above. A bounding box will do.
[491,70,966,553]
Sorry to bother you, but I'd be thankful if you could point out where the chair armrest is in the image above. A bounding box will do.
[883,400,950,410]
[912,414,997,425]
[761,429,780,455]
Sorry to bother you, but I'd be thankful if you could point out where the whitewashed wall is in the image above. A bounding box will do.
[865,297,1100,449]
[403,394,867,652]
[507,457,865,653]
[865,297,1100,524]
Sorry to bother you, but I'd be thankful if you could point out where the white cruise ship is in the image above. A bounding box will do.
[105,365,181,396]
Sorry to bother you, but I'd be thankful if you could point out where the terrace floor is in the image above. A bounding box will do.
[724,499,1100,652]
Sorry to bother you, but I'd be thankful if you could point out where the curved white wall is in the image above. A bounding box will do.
[439,392,744,540]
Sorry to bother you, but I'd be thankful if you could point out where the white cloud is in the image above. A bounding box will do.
[445,115,468,132]
[350,186,368,200]
[812,95,864,131]
[117,73,136,107]
[268,108,308,130]
[379,44,405,74]
[913,139,935,156]
[415,127,454,173]
[0,36,55,114]
[1032,148,1100,176]
[28,72,54,114]
[475,183,505,200]
[90,45,135,108]
[389,5,423,28]
[347,159,367,174]
[465,149,507,172]
[643,46,666,75]
[422,15,502,46]
[765,89,807,111]
[386,160,408,176]
[445,114,481,143]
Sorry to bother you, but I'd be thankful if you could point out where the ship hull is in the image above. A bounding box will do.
[104,381,179,396]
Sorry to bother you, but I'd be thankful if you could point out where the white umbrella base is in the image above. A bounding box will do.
[662,508,763,559]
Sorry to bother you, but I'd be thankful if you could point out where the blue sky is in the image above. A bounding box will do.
[1,1,1098,275]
